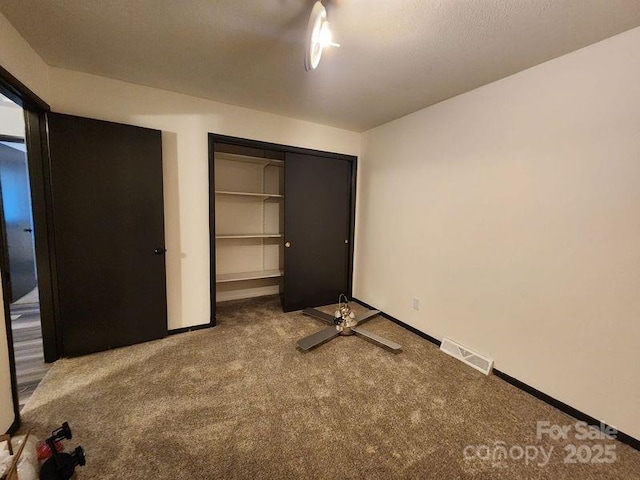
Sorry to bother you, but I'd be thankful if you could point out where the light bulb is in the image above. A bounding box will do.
[320,21,340,48]
[320,22,332,47]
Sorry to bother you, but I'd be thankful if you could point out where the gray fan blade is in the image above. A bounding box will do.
[297,326,340,351]
[355,309,381,325]
[353,327,401,353]
[302,307,336,325]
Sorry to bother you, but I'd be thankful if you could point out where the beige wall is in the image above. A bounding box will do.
[47,68,361,330]
[355,27,640,439]
[0,12,49,103]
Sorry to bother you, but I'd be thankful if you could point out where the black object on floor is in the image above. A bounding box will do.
[39,422,86,480]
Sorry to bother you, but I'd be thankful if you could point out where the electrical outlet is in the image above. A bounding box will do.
[412,297,420,310]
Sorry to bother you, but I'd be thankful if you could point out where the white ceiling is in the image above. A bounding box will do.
[2,1,640,132]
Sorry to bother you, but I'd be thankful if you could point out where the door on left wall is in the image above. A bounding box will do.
[47,113,168,357]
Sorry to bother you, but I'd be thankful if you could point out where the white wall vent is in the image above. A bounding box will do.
[440,337,494,375]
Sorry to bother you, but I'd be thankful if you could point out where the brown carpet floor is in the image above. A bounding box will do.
[19,296,640,479]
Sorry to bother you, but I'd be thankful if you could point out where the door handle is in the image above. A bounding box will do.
[284,241,291,248]
[23,228,33,232]
[154,248,167,255]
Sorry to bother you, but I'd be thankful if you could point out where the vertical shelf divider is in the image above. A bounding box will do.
[261,162,266,272]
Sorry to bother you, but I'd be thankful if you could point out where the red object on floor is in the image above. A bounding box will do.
[36,440,64,461]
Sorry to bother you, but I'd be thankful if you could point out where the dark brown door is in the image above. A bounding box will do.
[48,113,167,356]
[284,153,351,311]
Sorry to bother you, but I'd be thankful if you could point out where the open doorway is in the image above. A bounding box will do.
[0,92,48,409]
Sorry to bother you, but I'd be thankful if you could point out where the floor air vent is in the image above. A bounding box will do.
[440,337,494,375]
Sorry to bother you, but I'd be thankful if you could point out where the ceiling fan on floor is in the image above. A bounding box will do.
[297,295,402,353]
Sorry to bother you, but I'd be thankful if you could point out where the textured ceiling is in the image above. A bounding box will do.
[2,1,640,131]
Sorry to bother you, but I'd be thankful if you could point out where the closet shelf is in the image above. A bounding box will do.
[216,269,284,283]
[216,233,283,239]
[215,190,284,199]
[215,151,284,167]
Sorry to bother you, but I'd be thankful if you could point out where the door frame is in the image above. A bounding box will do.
[0,64,60,433]
[208,133,357,323]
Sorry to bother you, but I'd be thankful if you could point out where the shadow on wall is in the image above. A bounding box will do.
[161,131,183,329]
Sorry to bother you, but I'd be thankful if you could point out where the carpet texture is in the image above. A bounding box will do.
[20,296,640,479]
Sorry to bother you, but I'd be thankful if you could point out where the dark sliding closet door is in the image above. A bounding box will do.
[283,152,351,311]
[48,113,167,357]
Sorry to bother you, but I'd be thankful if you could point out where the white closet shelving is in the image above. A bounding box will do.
[216,269,284,283]
[215,234,283,239]
[215,191,284,199]
[214,152,284,168]
[214,149,285,302]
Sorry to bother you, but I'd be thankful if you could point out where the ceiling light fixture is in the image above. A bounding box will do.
[304,1,340,71]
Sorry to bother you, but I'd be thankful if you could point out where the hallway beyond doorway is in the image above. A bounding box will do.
[10,287,48,409]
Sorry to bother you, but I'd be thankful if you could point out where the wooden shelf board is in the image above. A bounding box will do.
[216,234,283,239]
[215,190,283,199]
[216,269,284,283]
[215,151,284,167]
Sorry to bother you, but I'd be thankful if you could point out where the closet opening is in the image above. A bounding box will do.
[213,142,285,305]
[209,133,357,323]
